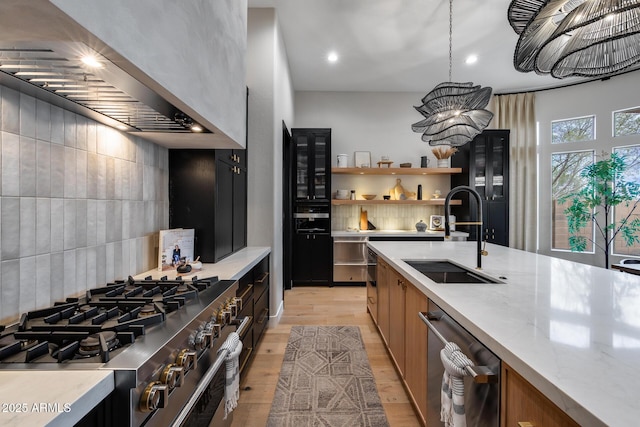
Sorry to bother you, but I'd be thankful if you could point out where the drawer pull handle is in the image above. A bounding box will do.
[237,284,254,305]
[518,423,534,427]
[257,308,269,325]
[256,272,269,284]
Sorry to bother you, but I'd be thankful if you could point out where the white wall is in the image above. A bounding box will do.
[247,8,294,317]
[536,70,640,266]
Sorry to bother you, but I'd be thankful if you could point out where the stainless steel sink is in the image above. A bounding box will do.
[403,260,502,284]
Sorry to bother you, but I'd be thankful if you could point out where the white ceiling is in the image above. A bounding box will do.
[247,0,631,94]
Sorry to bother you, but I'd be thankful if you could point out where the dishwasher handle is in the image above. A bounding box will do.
[419,311,498,384]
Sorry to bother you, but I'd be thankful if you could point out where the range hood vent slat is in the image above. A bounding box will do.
[0,42,208,134]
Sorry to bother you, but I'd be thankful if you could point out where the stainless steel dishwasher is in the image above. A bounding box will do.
[420,300,500,427]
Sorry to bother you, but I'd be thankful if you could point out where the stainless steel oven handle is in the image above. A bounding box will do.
[171,316,251,426]
[418,311,498,384]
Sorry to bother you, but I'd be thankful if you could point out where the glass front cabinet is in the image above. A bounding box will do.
[293,128,331,202]
[451,129,510,246]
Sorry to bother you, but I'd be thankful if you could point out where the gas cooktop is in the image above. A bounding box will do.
[0,275,224,365]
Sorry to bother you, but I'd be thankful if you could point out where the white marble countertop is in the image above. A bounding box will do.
[332,229,468,238]
[0,369,114,427]
[133,246,271,281]
[368,240,640,427]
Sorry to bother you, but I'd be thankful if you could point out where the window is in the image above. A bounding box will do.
[551,151,594,251]
[551,116,595,144]
[612,145,640,256]
[614,107,640,137]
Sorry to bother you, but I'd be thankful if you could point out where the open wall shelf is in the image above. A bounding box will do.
[331,167,461,175]
[331,199,461,206]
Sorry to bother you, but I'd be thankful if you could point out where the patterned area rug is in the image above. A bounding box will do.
[267,325,389,427]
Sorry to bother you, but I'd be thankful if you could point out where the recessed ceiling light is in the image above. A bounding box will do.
[465,55,478,65]
[327,51,338,63]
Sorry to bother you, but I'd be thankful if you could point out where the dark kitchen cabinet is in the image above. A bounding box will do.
[292,234,333,285]
[451,129,510,246]
[236,253,270,375]
[169,149,247,262]
[292,128,331,202]
[216,150,247,260]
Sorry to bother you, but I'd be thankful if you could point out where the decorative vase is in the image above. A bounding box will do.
[415,220,427,232]
[437,159,449,168]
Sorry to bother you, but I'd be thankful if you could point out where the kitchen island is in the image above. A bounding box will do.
[368,240,640,427]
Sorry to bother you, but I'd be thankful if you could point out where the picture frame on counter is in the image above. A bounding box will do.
[354,151,371,168]
[158,228,195,271]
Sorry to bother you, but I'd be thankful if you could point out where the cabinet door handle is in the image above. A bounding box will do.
[517,423,535,427]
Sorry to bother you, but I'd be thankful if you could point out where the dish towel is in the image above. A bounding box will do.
[218,332,243,419]
[440,341,473,427]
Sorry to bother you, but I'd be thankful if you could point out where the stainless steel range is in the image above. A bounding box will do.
[0,275,250,427]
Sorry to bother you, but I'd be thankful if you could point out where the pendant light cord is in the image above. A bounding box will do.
[449,0,453,83]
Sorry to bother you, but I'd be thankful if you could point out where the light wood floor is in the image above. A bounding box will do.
[230,286,421,427]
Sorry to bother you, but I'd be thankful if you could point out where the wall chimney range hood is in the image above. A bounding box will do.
[0,42,208,135]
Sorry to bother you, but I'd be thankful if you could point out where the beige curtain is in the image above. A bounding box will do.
[489,93,537,252]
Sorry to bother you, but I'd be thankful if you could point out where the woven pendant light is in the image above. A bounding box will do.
[508,0,640,78]
[412,0,493,147]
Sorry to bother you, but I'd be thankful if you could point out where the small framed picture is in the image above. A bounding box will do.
[354,151,371,168]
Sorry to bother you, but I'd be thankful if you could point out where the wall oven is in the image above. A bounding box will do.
[293,205,330,234]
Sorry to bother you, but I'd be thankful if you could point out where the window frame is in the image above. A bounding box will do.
[550,149,596,254]
[550,115,596,145]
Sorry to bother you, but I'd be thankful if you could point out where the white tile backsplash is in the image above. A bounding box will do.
[50,105,64,145]
[332,204,443,231]
[49,144,65,197]
[1,87,19,134]
[19,256,36,314]
[19,197,36,257]
[76,150,87,199]
[63,199,76,250]
[36,198,51,255]
[2,131,20,196]
[63,109,76,148]
[64,146,76,198]
[1,197,20,260]
[35,254,51,308]
[19,94,36,139]
[1,259,19,321]
[50,198,64,253]
[36,140,51,197]
[19,136,36,196]
[36,99,51,142]
[0,84,168,323]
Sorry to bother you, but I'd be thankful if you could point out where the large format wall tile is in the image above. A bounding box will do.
[2,132,20,196]
[0,84,168,323]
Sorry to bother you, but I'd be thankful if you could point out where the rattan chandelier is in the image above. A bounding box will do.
[412,0,493,147]
[508,0,640,78]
